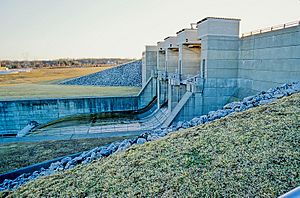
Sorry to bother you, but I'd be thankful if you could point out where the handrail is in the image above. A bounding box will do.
[241,20,300,38]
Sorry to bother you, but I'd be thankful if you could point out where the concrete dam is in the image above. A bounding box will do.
[0,17,300,136]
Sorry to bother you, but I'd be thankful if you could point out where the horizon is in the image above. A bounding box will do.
[0,57,136,62]
[0,0,300,60]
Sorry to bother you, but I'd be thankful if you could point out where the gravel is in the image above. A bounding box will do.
[60,60,142,87]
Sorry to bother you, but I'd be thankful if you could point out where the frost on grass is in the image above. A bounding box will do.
[6,93,300,197]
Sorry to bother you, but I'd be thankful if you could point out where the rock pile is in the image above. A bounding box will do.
[1,81,299,191]
[0,139,134,191]
[60,60,142,87]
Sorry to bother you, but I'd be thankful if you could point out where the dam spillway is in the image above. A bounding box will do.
[0,17,300,136]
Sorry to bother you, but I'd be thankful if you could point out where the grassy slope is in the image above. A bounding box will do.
[8,93,300,197]
[0,67,140,99]
[0,136,135,174]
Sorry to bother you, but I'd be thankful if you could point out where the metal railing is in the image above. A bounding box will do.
[241,20,300,38]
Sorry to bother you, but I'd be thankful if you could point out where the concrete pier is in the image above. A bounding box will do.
[176,29,201,79]
[142,45,157,87]
[164,37,178,73]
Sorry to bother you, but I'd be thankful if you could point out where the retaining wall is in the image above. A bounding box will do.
[237,25,300,98]
[0,96,139,135]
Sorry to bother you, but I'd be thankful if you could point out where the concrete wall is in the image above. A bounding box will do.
[177,29,199,45]
[179,45,201,78]
[142,51,146,86]
[0,96,139,135]
[199,34,240,111]
[198,17,240,38]
[157,51,166,71]
[2,18,300,134]
[142,46,157,87]
[157,80,168,106]
[177,29,201,79]
[138,77,157,108]
[175,92,202,122]
[175,20,300,123]
[0,76,158,136]
[165,49,179,73]
[168,84,186,112]
[164,36,177,49]
[238,25,300,98]
[190,18,241,117]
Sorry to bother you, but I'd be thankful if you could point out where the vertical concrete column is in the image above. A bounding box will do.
[142,45,157,87]
[167,82,187,112]
[197,17,241,113]
[156,41,167,106]
[158,79,168,107]
[166,29,201,113]
[157,41,166,71]
[164,36,179,73]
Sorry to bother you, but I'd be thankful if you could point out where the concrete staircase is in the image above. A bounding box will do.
[162,91,193,128]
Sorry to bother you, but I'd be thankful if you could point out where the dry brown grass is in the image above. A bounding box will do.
[0,67,141,99]
[0,84,140,100]
[0,67,111,86]
[7,93,300,197]
[0,136,135,174]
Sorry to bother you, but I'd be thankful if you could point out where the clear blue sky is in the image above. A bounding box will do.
[0,0,299,60]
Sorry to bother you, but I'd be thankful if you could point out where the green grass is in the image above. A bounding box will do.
[0,84,140,100]
[0,136,135,174]
[6,93,300,197]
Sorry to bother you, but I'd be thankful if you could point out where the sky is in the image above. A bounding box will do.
[0,0,299,60]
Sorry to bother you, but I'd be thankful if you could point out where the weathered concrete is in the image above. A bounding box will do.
[157,80,168,106]
[1,17,300,135]
[142,46,157,87]
[157,41,166,71]
[0,96,138,135]
[238,25,300,98]
[177,29,201,79]
[167,84,185,112]
[164,37,179,73]
[0,75,158,135]
[166,17,299,123]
